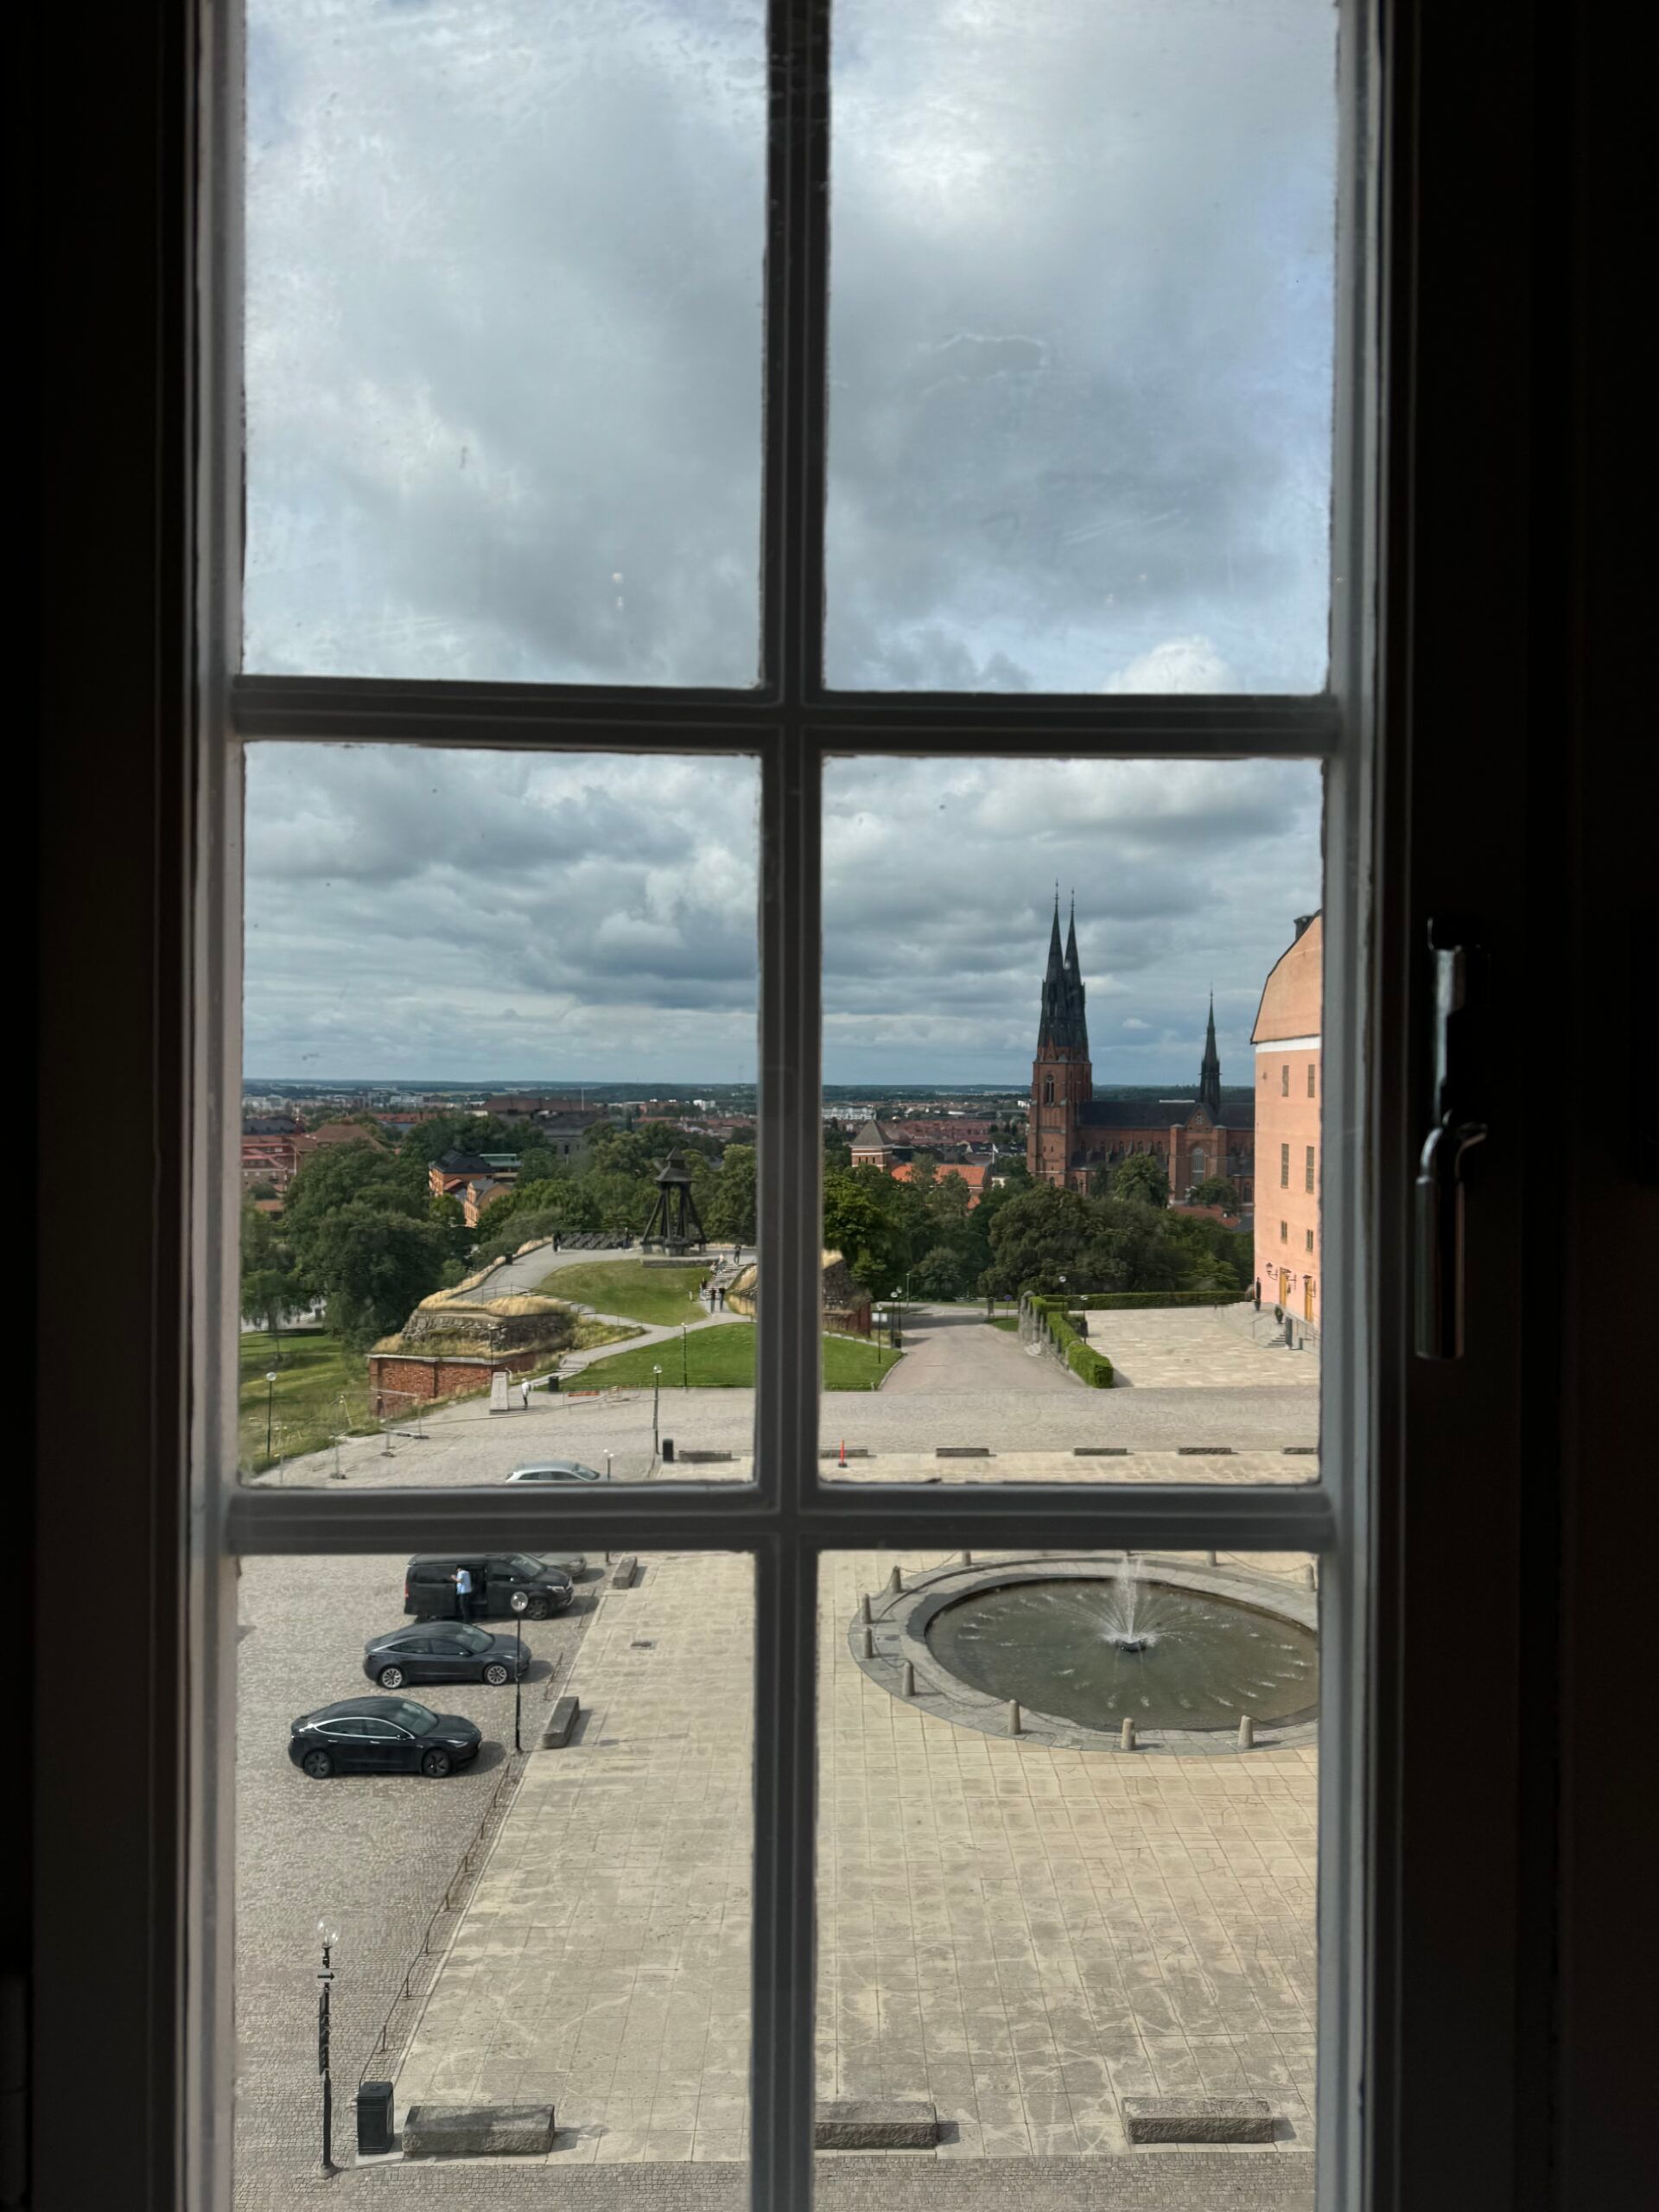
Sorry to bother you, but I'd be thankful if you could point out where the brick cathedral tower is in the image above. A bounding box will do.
[1028,895,1094,1185]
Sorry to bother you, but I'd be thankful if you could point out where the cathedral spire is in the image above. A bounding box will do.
[1037,893,1089,1054]
[1198,991,1223,1117]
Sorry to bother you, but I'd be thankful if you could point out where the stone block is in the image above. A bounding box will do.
[403,2103,556,2158]
[813,2099,939,2149]
[1122,2096,1274,2144]
[935,1446,992,1458]
[610,1556,639,1588]
[540,1695,579,1749]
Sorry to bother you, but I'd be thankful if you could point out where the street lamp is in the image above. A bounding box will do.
[681,1321,689,1389]
[316,1922,340,2177]
[652,1364,662,1452]
[265,1370,278,1459]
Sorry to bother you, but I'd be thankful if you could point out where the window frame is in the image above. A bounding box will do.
[181,4,1382,2208]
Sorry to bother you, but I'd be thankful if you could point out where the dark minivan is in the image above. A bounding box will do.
[404,1552,573,1622]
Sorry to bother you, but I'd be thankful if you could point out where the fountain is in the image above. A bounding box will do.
[918,1560,1319,1738]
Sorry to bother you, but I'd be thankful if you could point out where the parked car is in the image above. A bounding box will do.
[403,1552,573,1622]
[288,1696,481,1780]
[505,1459,608,1484]
[362,1624,529,1690]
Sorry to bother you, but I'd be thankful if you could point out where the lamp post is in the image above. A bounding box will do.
[652,1365,662,1452]
[316,1922,339,2177]
[265,1370,278,1459]
[512,1613,524,1753]
[681,1321,689,1389]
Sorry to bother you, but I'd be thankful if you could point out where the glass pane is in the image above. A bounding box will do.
[236,1551,753,2186]
[245,0,767,684]
[238,747,760,1484]
[818,1548,1319,2164]
[826,0,1339,692]
[821,758,1324,1478]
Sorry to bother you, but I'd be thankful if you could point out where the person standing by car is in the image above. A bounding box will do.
[453,1562,474,1622]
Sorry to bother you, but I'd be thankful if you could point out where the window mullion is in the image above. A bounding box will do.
[750,1538,819,2211]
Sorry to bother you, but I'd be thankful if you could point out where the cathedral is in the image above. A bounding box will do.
[1027,899,1255,1203]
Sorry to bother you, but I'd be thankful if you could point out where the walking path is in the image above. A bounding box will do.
[880,1306,1076,1396]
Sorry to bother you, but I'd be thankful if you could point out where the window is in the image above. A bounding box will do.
[1307,1229,1315,1252]
[208,5,1364,2209]
[1282,1219,1290,1241]
[1283,1141,1293,1185]
[1283,1062,1291,1094]
[1308,1064,1318,1097]
[1307,1144,1318,1192]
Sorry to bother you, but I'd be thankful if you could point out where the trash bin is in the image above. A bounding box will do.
[357,2080,395,2156]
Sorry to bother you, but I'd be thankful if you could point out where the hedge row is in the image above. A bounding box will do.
[1058,1288,1243,1312]
[1027,1297,1116,1389]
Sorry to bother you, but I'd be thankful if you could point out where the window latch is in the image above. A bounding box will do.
[1414,930,1488,1359]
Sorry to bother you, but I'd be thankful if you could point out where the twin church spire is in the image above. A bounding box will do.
[1036,898,1226,1109]
[1037,891,1090,1055]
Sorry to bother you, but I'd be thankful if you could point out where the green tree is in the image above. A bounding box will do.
[283,1141,425,1274]
[912,1243,969,1300]
[823,1167,910,1294]
[306,1204,451,1348]
[239,1200,302,1349]
[707,1143,757,1243]
[1111,1154,1170,1209]
[1190,1174,1241,1211]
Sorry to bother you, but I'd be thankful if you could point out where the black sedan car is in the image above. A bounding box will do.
[362,1624,528,1691]
[288,1696,482,1780]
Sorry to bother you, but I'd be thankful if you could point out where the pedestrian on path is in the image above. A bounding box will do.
[453,1563,474,1623]
[553,1230,563,1252]
[519,1377,533,1409]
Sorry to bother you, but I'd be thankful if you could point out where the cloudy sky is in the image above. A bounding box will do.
[245,0,1337,690]
[242,0,1333,1082]
[244,747,1321,1084]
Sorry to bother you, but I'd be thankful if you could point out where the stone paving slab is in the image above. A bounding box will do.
[238,2152,1314,2210]
[386,1551,1317,2168]
[1079,1311,1319,1392]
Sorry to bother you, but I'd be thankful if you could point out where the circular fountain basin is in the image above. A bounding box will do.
[926,1574,1319,1732]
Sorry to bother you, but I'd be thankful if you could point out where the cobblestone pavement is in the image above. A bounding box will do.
[880,1308,1077,1396]
[1079,1311,1320,1391]
[385,1550,1316,2171]
[234,1551,607,2211]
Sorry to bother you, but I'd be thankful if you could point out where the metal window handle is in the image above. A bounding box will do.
[1414,936,1488,1360]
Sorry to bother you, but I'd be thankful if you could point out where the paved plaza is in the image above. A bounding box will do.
[237,1303,1321,2208]
[386,1550,1315,2168]
[1080,1309,1319,1392]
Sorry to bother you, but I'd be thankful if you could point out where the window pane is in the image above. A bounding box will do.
[826,0,1338,692]
[245,0,767,683]
[238,747,760,1485]
[819,1548,1319,2165]
[822,759,1324,1477]
[236,1550,753,2188]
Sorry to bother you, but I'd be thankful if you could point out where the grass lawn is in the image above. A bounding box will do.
[575,1323,901,1390]
[533,1258,707,1327]
[238,1329,376,1471]
[988,1316,1020,1332]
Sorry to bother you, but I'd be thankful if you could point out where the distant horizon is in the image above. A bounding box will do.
[241,1072,1251,1096]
